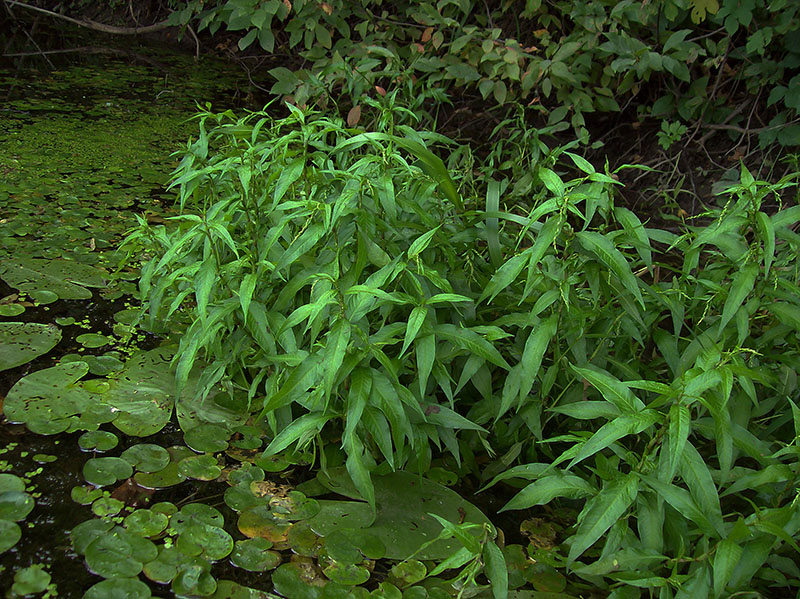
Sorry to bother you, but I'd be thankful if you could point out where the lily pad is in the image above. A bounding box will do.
[92,496,125,517]
[0,519,22,553]
[83,577,152,599]
[238,505,291,544]
[179,454,223,481]
[389,560,427,587]
[70,518,115,554]
[83,456,133,487]
[11,564,51,596]
[76,333,111,348]
[230,538,281,572]
[71,485,104,505]
[0,322,61,371]
[177,523,234,561]
[271,562,325,599]
[0,303,24,316]
[184,423,230,453]
[121,444,171,473]
[212,580,283,599]
[308,468,491,560]
[124,509,170,537]
[0,257,108,300]
[172,562,217,597]
[0,474,26,493]
[171,503,225,534]
[3,361,95,433]
[134,446,194,489]
[78,430,119,451]
[322,561,371,586]
[84,527,157,578]
[142,544,186,584]
[0,491,35,521]
[270,491,321,521]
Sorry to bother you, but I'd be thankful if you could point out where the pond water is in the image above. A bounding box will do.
[0,40,573,599]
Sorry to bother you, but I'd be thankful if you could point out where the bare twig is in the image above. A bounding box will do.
[4,0,172,35]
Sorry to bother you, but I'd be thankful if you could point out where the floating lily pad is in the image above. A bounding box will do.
[389,560,427,587]
[0,303,24,316]
[33,453,57,463]
[212,580,283,599]
[83,456,133,487]
[92,496,125,517]
[0,322,61,371]
[322,561,371,586]
[309,468,491,560]
[71,485,104,505]
[238,505,290,544]
[70,518,115,554]
[83,577,152,599]
[84,353,125,376]
[0,257,108,300]
[79,430,119,451]
[271,562,325,599]
[323,530,363,565]
[0,474,25,493]
[104,347,177,436]
[84,527,157,578]
[11,564,51,596]
[270,491,321,521]
[3,361,94,433]
[184,423,230,453]
[177,523,234,560]
[76,333,111,348]
[230,538,281,572]
[224,484,263,513]
[228,463,265,485]
[172,562,217,597]
[231,425,264,450]
[171,503,225,534]
[286,521,324,558]
[134,446,193,489]
[179,454,223,480]
[120,444,171,473]
[0,519,22,553]
[0,491,35,521]
[142,544,186,584]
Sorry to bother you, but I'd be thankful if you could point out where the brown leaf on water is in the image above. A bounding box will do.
[111,478,155,508]
[347,105,361,127]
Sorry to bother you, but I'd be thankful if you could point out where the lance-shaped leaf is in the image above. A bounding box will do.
[502,471,596,511]
[576,231,644,309]
[567,411,658,469]
[568,473,638,564]
[718,263,758,335]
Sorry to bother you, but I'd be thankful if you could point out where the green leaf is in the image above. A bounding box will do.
[416,334,436,397]
[343,368,371,445]
[408,226,441,260]
[483,540,508,599]
[238,272,257,325]
[323,318,351,400]
[576,231,644,309]
[502,472,595,511]
[480,251,530,304]
[435,324,510,369]
[666,403,690,481]
[640,475,715,536]
[344,435,376,516]
[615,206,652,270]
[517,315,558,407]
[275,156,304,204]
[568,474,638,563]
[680,442,724,536]
[571,365,643,412]
[263,411,330,456]
[755,211,775,275]
[486,179,502,267]
[275,223,326,272]
[401,306,428,357]
[567,412,657,469]
[713,538,743,597]
[719,263,758,334]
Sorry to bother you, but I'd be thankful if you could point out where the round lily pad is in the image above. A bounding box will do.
[322,561,371,586]
[0,322,62,372]
[79,430,119,451]
[324,530,363,565]
[0,474,26,493]
[121,444,171,473]
[269,491,320,521]
[212,580,284,599]
[286,521,324,558]
[83,379,111,394]
[171,503,225,534]
[83,577,152,599]
[84,528,156,578]
[134,446,194,489]
[228,463,265,485]
[224,483,262,513]
[76,333,111,348]
[0,519,22,553]
[179,454,222,481]
[271,562,326,599]
[0,491,35,521]
[230,538,281,572]
[33,453,57,463]
[172,563,217,597]
[0,257,108,300]
[124,509,169,537]
[83,457,133,487]
[184,423,230,453]
[238,506,290,544]
[151,502,178,517]
[31,289,58,304]
[389,560,427,587]
[11,564,51,596]
[71,485,104,505]
[92,496,125,517]
[142,544,186,584]
[84,353,125,376]
[177,523,234,561]
[0,303,24,316]
[70,518,114,554]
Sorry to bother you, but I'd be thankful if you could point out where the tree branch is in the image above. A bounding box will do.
[4,0,173,35]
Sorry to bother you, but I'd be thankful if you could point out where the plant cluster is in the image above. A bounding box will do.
[159,0,800,148]
[124,100,800,598]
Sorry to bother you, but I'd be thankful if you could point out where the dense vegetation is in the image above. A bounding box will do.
[1,0,799,598]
